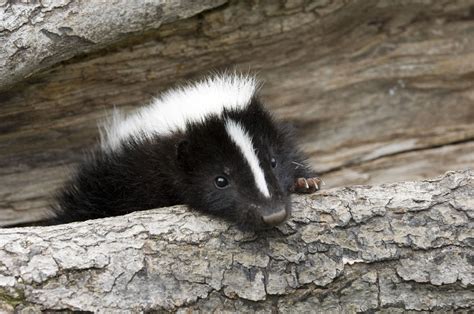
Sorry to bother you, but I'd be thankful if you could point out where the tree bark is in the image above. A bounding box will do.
[0,170,472,312]
[0,0,226,91]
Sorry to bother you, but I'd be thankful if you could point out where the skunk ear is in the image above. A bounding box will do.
[176,140,191,170]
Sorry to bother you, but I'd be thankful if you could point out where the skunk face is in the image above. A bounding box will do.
[176,100,296,229]
[52,73,317,229]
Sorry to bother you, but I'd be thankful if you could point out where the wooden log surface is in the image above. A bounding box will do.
[0,0,226,90]
[1,0,474,225]
[0,170,472,312]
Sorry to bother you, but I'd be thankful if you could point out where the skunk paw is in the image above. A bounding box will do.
[291,177,321,194]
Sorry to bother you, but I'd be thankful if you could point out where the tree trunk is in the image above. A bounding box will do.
[1,0,474,226]
[0,170,472,312]
[0,0,226,91]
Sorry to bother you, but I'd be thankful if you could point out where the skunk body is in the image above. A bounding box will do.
[52,74,319,229]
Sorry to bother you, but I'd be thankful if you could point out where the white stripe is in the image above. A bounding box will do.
[100,73,258,151]
[225,120,270,198]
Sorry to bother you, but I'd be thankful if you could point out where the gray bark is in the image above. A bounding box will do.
[0,0,226,91]
[0,170,472,312]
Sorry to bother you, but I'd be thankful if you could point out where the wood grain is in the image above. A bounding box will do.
[0,0,227,90]
[1,0,474,225]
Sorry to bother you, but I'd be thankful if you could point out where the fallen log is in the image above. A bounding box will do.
[2,0,474,226]
[0,0,225,91]
[0,170,472,312]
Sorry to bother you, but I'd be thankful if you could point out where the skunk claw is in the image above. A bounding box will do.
[292,177,321,194]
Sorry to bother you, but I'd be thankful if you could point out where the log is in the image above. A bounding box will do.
[0,170,472,312]
[0,0,226,91]
[1,0,474,226]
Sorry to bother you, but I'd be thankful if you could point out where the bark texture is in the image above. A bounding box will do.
[0,170,472,312]
[0,0,226,90]
[1,0,474,226]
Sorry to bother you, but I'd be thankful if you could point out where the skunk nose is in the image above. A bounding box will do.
[262,209,287,226]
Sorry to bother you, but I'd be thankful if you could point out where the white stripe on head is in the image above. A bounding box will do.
[100,73,258,151]
[225,119,271,199]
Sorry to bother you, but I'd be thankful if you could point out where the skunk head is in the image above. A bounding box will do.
[101,73,299,229]
[175,99,297,230]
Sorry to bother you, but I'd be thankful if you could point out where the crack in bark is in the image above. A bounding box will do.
[320,138,474,176]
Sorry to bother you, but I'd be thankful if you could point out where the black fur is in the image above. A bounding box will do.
[51,98,316,229]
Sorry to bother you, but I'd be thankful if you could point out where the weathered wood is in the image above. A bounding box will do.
[1,1,473,225]
[0,0,226,91]
[0,170,472,312]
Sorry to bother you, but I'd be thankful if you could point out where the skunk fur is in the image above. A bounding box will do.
[52,74,318,229]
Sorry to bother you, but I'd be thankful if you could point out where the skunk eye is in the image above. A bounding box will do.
[214,176,229,189]
[270,157,277,168]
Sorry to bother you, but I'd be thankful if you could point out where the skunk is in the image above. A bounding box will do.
[51,74,320,229]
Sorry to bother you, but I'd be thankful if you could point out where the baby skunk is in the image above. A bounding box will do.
[51,74,321,229]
